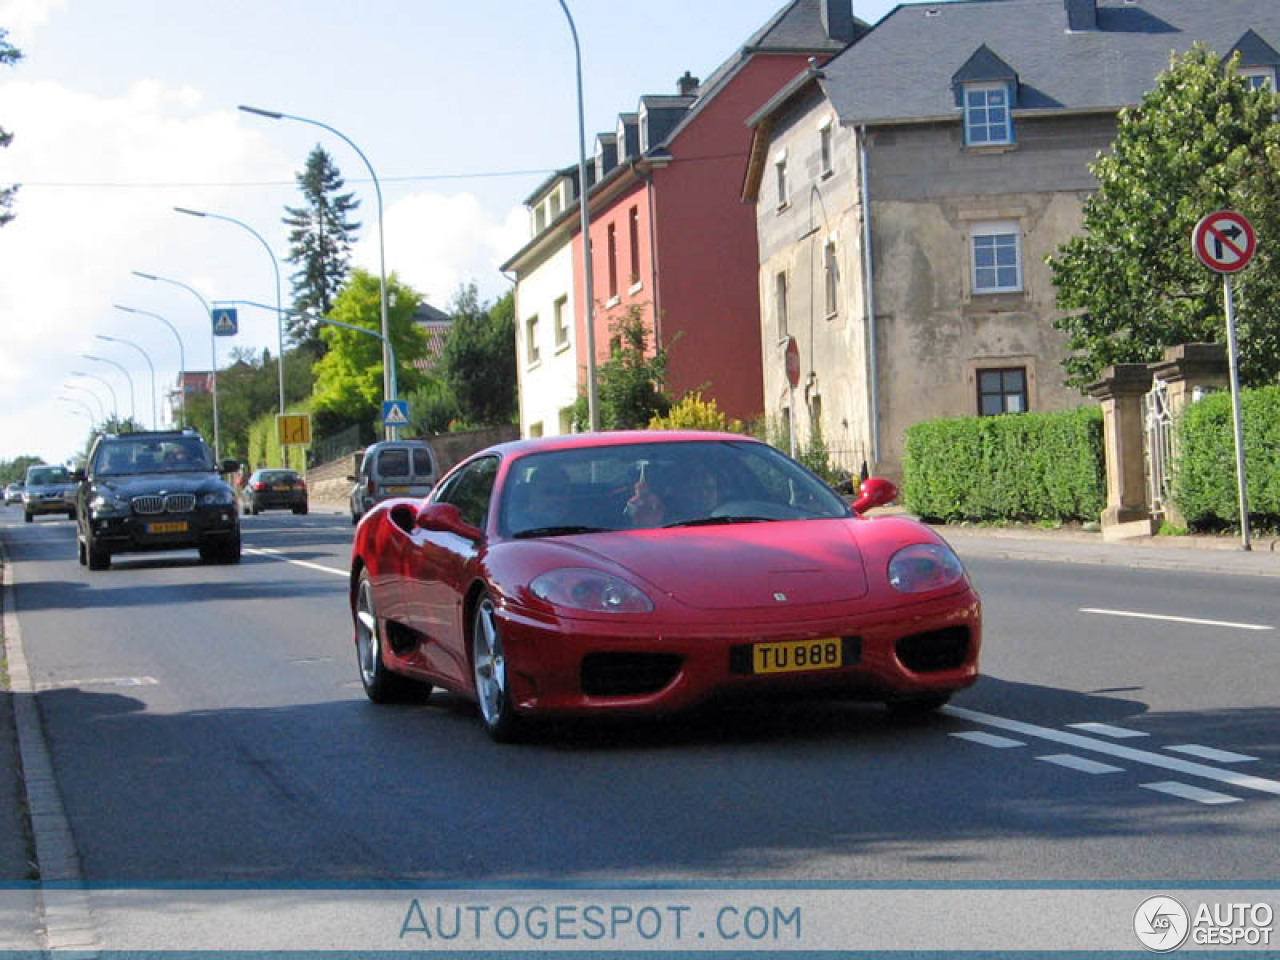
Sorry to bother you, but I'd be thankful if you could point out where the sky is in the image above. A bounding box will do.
[0,0,915,464]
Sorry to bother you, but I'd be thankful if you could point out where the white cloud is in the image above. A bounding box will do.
[0,0,65,44]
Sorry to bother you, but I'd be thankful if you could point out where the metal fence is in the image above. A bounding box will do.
[310,424,362,468]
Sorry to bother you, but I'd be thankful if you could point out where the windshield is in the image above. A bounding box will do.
[500,439,850,538]
[94,437,214,476]
[26,466,70,486]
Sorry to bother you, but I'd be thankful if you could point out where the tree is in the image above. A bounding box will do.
[1,29,23,227]
[438,284,517,426]
[310,269,430,441]
[282,145,361,352]
[1048,45,1280,391]
[571,305,672,430]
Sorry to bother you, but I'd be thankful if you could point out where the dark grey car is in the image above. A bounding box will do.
[23,465,76,522]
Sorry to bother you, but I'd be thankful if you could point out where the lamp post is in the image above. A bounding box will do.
[96,334,157,430]
[173,207,286,421]
[132,271,222,461]
[63,381,105,423]
[70,371,118,424]
[238,104,396,439]
[557,0,599,432]
[82,353,135,426]
[115,304,187,428]
[58,395,96,425]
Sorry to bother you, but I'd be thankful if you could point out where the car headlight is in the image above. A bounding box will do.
[530,568,654,614]
[888,543,966,593]
[199,489,235,506]
[90,493,129,515]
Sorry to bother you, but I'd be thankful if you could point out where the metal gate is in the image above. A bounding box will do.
[1143,377,1174,520]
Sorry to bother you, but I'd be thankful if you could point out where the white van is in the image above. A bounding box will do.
[348,440,439,525]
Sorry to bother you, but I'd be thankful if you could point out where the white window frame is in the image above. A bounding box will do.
[823,237,840,317]
[970,221,1023,294]
[775,271,789,337]
[818,115,834,178]
[525,314,540,367]
[553,295,569,352]
[964,82,1013,145]
[1241,66,1276,91]
[774,149,789,210]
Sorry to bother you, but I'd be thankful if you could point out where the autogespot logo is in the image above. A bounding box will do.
[1135,896,1190,952]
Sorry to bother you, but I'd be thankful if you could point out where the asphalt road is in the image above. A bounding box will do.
[3,504,1279,888]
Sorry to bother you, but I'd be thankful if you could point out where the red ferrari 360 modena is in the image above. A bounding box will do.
[349,431,981,741]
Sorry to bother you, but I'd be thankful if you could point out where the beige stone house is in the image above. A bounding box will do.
[742,0,1280,481]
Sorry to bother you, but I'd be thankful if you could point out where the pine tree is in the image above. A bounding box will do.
[1,29,23,228]
[282,145,361,353]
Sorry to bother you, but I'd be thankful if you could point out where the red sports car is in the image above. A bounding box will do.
[349,431,981,741]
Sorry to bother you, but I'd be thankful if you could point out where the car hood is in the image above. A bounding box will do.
[553,519,871,610]
[92,473,231,497]
[26,483,74,495]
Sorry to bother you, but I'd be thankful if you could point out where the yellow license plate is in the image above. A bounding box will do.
[752,637,844,675]
[385,486,409,494]
[271,485,291,491]
[147,521,189,535]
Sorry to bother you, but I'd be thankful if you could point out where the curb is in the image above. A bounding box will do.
[1,543,102,953]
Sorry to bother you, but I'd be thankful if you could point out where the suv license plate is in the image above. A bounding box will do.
[147,521,189,535]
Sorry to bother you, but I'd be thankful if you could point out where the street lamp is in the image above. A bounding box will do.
[70,371,118,423]
[96,334,157,430]
[173,207,286,421]
[82,353,135,426]
[58,395,96,425]
[132,271,222,461]
[238,103,397,439]
[63,381,105,423]
[114,304,187,427]
[557,0,599,432]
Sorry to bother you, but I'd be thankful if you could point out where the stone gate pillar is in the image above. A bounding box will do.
[1148,343,1229,529]
[1088,364,1154,540]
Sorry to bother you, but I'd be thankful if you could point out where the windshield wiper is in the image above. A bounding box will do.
[512,525,608,539]
[664,515,774,528]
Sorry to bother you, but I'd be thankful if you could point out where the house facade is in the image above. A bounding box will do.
[504,0,863,436]
[743,0,1280,480]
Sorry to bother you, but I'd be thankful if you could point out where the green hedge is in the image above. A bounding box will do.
[1172,385,1280,529]
[245,398,314,472]
[902,407,1105,524]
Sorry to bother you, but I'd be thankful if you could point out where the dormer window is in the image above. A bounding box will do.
[1241,66,1276,91]
[964,83,1012,145]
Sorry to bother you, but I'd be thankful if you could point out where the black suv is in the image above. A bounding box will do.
[74,430,242,570]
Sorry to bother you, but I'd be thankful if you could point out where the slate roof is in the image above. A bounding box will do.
[821,0,1280,125]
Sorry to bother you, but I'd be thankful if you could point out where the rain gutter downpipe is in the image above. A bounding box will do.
[859,124,880,466]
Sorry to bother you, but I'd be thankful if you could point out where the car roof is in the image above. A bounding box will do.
[483,430,765,460]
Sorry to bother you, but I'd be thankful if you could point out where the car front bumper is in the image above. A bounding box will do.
[25,495,74,516]
[492,588,981,717]
[88,507,239,553]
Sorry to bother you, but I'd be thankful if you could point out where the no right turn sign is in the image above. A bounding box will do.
[1192,211,1256,274]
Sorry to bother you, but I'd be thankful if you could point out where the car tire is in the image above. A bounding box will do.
[87,536,110,571]
[354,570,430,703]
[77,537,87,566]
[351,511,360,526]
[24,512,32,523]
[67,510,77,521]
[472,592,527,743]
[294,503,308,515]
[250,503,261,516]
[200,534,241,565]
[885,693,951,718]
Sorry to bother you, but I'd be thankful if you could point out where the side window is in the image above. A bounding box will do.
[412,447,434,478]
[433,457,499,531]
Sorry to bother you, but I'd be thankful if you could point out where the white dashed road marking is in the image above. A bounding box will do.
[1141,782,1242,805]
[244,546,347,577]
[1165,744,1258,764]
[1037,754,1124,775]
[1079,607,1273,631]
[949,731,1025,749]
[944,705,1280,798]
[1068,722,1148,739]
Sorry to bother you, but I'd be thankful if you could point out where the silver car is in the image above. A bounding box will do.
[349,440,439,525]
[4,482,22,505]
[23,464,77,522]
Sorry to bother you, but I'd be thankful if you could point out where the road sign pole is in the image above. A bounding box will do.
[1223,277,1251,552]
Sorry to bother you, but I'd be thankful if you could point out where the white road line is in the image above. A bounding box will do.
[944,705,1280,798]
[1141,781,1242,805]
[243,546,346,577]
[1080,607,1273,631]
[949,731,1025,749]
[1166,744,1258,764]
[1067,722,1148,739]
[1038,754,1124,775]
[35,676,158,691]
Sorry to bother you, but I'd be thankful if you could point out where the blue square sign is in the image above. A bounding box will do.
[211,308,238,337]
[382,400,409,427]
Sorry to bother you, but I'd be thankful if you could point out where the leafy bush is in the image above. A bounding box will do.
[649,391,744,432]
[1172,385,1280,529]
[902,407,1105,523]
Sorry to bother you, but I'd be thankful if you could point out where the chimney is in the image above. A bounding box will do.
[677,70,700,96]
[1064,0,1097,31]
[821,0,856,44]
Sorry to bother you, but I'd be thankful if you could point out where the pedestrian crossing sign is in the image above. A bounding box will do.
[212,308,238,337]
[382,400,410,427]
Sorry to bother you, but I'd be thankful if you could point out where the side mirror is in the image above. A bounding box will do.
[219,459,240,475]
[851,476,899,515]
[70,470,85,483]
[415,502,482,541]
